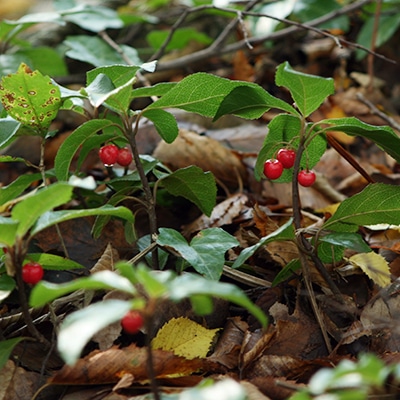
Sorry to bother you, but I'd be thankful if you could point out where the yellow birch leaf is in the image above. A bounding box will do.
[347,252,391,288]
[151,317,220,360]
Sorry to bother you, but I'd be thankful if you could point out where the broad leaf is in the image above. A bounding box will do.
[12,183,73,238]
[232,218,294,268]
[25,253,84,270]
[30,270,136,307]
[65,36,142,67]
[0,172,42,206]
[161,166,216,216]
[0,217,19,247]
[323,183,400,232]
[131,82,176,99]
[0,63,61,132]
[31,205,134,236]
[58,300,132,365]
[275,62,334,117]
[168,273,267,327]
[214,85,297,121]
[147,73,265,118]
[142,109,179,143]
[0,118,20,148]
[321,117,400,163]
[55,119,115,181]
[157,227,239,280]
[0,274,15,301]
[0,338,27,370]
[318,232,371,253]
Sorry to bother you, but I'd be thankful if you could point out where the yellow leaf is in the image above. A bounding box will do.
[347,252,391,288]
[151,317,220,360]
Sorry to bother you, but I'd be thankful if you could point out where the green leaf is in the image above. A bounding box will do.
[0,217,19,247]
[0,118,20,149]
[31,205,134,236]
[275,62,334,117]
[65,36,141,67]
[168,272,267,327]
[0,173,42,206]
[272,258,301,287]
[30,270,136,307]
[58,299,132,365]
[131,82,176,100]
[157,227,239,280]
[147,73,262,118]
[12,183,73,238]
[321,117,400,164]
[142,109,179,143]
[318,232,371,253]
[214,85,297,121]
[322,183,400,232]
[232,218,294,268]
[255,114,326,180]
[87,65,141,86]
[0,338,26,370]
[55,119,115,181]
[0,63,61,132]
[147,27,212,51]
[61,4,123,32]
[25,253,84,270]
[161,166,216,216]
[0,273,16,302]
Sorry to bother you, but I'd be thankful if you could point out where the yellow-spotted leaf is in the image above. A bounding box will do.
[347,252,391,288]
[152,317,220,360]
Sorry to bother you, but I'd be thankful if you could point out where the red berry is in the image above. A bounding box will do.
[277,148,296,169]
[99,144,119,166]
[298,170,316,187]
[263,159,283,180]
[22,262,44,285]
[117,147,133,167]
[121,310,143,334]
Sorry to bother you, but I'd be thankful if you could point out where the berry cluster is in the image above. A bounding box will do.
[263,148,316,187]
[121,310,144,334]
[22,262,44,285]
[99,144,133,167]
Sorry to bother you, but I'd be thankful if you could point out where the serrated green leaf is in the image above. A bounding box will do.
[157,227,239,280]
[275,62,334,117]
[58,299,132,365]
[147,73,263,118]
[323,183,400,232]
[12,183,73,238]
[161,166,216,216]
[232,218,294,268]
[142,109,178,143]
[214,85,297,121]
[321,117,400,163]
[168,272,267,327]
[0,63,61,132]
[31,205,134,236]
[131,82,176,100]
[318,232,371,253]
[55,119,115,181]
[29,270,136,307]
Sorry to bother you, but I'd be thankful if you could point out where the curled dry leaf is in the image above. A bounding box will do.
[90,243,119,274]
[182,193,248,237]
[153,129,248,190]
[49,344,221,385]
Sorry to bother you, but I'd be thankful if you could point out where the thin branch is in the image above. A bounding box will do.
[155,0,394,72]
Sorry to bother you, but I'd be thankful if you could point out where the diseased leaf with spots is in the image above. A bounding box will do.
[0,63,61,133]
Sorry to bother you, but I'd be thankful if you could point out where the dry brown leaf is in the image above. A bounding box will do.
[90,243,119,274]
[232,50,255,82]
[153,129,248,190]
[182,193,248,237]
[49,344,221,385]
[208,317,248,369]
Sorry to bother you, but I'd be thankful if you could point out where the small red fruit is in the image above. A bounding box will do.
[22,262,44,285]
[277,148,296,169]
[263,159,283,180]
[121,310,143,334]
[99,144,119,166]
[117,147,133,167]
[298,169,316,187]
